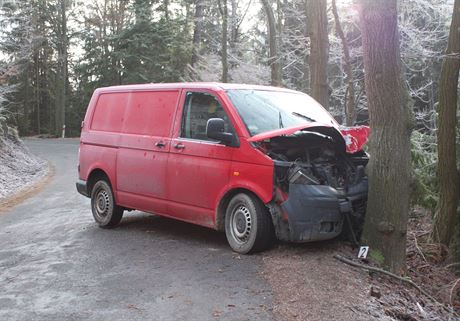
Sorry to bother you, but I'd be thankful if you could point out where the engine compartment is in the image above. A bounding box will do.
[257,130,368,193]
[254,126,370,243]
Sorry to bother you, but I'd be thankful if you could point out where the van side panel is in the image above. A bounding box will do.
[79,92,127,196]
[121,90,178,137]
[227,163,274,203]
[90,93,127,132]
[226,140,274,204]
[116,90,180,215]
[79,143,119,193]
[78,84,274,232]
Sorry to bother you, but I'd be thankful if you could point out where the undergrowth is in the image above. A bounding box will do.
[411,130,438,212]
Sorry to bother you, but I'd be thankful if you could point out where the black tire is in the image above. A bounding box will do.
[90,180,124,228]
[225,193,275,254]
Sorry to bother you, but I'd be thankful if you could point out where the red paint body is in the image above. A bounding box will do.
[340,126,371,154]
[78,83,369,230]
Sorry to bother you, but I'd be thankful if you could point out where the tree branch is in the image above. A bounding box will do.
[333,254,457,316]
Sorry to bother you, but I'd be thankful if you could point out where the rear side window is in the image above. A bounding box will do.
[123,91,179,136]
[181,92,232,141]
[91,93,128,132]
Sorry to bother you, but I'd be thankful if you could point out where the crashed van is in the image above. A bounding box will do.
[76,83,369,254]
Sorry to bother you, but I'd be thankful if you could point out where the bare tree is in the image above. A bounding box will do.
[359,0,412,274]
[55,0,68,137]
[431,0,460,246]
[163,0,169,20]
[261,0,281,86]
[307,0,329,109]
[217,0,229,82]
[332,0,354,125]
[191,0,205,66]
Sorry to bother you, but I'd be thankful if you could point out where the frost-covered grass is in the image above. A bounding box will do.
[0,135,47,200]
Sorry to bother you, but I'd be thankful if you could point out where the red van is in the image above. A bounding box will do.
[76,83,369,253]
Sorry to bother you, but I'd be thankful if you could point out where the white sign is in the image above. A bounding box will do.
[358,246,369,259]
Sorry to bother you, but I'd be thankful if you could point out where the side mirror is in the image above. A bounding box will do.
[206,118,235,146]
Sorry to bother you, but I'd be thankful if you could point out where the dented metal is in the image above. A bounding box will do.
[261,125,370,242]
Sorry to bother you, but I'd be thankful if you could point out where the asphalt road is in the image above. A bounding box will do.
[0,139,273,321]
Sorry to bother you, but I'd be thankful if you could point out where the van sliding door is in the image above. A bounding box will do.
[116,90,180,215]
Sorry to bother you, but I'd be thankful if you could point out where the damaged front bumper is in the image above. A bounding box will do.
[270,179,368,242]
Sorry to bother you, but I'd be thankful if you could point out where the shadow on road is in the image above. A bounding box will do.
[107,212,229,248]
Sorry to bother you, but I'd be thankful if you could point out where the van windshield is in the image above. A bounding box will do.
[226,89,336,136]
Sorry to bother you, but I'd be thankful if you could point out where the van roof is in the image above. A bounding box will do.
[96,82,299,93]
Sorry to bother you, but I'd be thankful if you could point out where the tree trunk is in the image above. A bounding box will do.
[307,0,329,109]
[164,0,169,20]
[261,0,281,86]
[115,0,127,84]
[432,0,460,246]
[55,0,67,137]
[34,51,40,135]
[301,0,310,93]
[183,0,192,36]
[22,65,30,135]
[230,0,238,50]
[191,0,204,66]
[359,0,412,274]
[276,0,283,47]
[218,0,229,82]
[229,0,239,69]
[332,0,355,126]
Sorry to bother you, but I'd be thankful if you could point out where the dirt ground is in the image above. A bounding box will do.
[261,241,393,321]
[261,211,460,321]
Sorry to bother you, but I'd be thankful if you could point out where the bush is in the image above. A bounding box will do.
[411,130,438,211]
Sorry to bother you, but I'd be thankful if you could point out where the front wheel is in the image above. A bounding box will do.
[90,180,124,228]
[225,193,275,254]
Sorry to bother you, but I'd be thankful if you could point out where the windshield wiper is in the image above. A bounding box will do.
[279,111,284,128]
[292,112,316,123]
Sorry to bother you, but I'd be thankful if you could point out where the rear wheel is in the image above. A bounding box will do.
[90,180,123,228]
[225,193,275,254]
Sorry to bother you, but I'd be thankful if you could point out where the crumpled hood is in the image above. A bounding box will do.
[247,122,370,154]
[340,126,371,154]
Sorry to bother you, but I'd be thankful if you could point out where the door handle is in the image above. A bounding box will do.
[155,141,166,148]
[174,143,185,150]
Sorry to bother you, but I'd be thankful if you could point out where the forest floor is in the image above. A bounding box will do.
[262,209,460,321]
[0,135,49,210]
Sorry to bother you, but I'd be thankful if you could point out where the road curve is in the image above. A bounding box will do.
[0,138,273,321]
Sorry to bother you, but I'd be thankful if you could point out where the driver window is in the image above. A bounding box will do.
[181,92,232,141]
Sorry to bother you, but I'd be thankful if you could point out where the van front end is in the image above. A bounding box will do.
[269,174,368,242]
[252,125,370,243]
